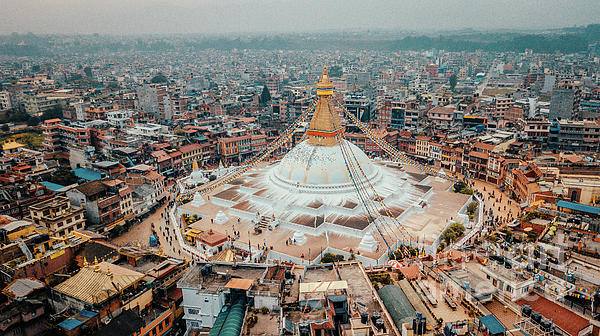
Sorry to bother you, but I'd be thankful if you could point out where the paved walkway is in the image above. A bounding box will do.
[111,199,183,259]
[471,179,521,226]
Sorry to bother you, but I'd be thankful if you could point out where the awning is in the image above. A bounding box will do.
[557,200,600,215]
[479,314,506,335]
[299,280,348,293]
[225,278,253,290]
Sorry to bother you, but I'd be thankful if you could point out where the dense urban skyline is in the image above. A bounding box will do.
[2,1,600,336]
[1,0,599,35]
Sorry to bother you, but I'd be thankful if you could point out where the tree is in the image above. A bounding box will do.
[320,253,344,263]
[151,73,168,83]
[83,66,93,78]
[259,85,271,106]
[466,201,478,216]
[41,105,63,121]
[453,181,472,194]
[449,74,457,92]
[1,124,9,132]
[441,222,466,245]
[27,116,40,126]
[47,166,78,186]
[31,64,40,73]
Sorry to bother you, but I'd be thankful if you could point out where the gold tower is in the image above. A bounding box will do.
[306,66,343,146]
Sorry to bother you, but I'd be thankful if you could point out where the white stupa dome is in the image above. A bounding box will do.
[272,139,380,192]
[214,211,229,225]
[191,192,205,207]
[358,231,378,252]
[293,231,307,246]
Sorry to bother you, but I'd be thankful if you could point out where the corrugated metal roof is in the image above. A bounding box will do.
[209,299,245,336]
[557,200,600,215]
[377,285,415,328]
[58,318,84,331]
[478,315,506,335]
[299,280,348,293]
[53,262,144,305]
[2,278,44,298]
[224,278,253,290]
[73,168,102,181]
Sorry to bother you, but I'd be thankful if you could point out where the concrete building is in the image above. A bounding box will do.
[0,91,11,111]
[67,180,124,232]
[428,106,454,129]
[549,79,582,120]
[178,262,282,332]
[344,94,373,123]
[137,84,167,121]
[41,119,91,155]
[106,110,134,128]
[28,196,85,237]
[548,119,600,152]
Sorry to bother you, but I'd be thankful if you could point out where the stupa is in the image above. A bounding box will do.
[183,66,471,264]
[191,191,205,207]
[187,160,208,186]
[214,210,229,225]
[358,231,378,253]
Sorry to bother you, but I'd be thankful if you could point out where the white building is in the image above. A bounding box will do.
[107,109,134,128]
[125,123,167,138]
[177,263,283,333]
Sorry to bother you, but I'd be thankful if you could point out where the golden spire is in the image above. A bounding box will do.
[192,159,199,171]
[93,257,100,272]
[83,257,88,267]
[306,66,343,146]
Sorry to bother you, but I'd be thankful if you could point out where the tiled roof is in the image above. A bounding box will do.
[75,180,107,197]
[54,262,144,305]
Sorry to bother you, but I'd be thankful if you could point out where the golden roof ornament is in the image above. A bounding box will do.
[306,65,343,147]
[83,257,88,267]
[93,257,100,272]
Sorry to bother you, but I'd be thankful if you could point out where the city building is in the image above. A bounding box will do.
[28,196,86,237]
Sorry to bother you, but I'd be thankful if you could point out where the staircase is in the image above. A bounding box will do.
[254,216,271,232]
[15,238,33,261]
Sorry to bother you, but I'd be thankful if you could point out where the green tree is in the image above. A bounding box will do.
[41,105,63,121]
[449,74,457,92]
[46,167,78,186]
[466,201,478,216]
[83,66,93,78]
[151,73,168,83]
[1,124,9,132]
[31,64,40,73]
[441,222,466,245]
[320,253,344,263]
[27,116,40,126]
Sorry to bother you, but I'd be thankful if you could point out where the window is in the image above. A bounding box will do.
[188,308,199,315]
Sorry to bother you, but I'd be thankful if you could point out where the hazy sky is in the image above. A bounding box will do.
[1,0,598,35]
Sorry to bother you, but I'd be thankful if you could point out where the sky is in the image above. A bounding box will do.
[0,0,598,35]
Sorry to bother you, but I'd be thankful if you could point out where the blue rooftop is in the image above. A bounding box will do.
[78,309,98,318]
[73,168,102,181]
[557,200,600,215]
[479,315,506,335]
[40,181,66,192]
[58,318,84,331]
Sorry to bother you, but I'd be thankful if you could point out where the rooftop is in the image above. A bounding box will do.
[53,261,144,305]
